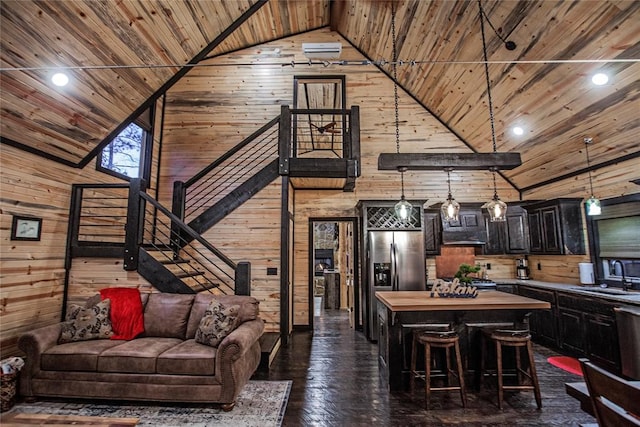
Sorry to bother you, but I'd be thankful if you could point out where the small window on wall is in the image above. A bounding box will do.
[97,103,153,180]
[97,122,147,179]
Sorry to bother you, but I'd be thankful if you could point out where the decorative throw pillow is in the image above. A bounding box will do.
[195,299,240,348]
[100,287,145,340]
[59,299,113,343]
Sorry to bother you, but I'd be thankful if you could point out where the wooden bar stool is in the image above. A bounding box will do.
[480,329,542,409]
[410,329,467,409]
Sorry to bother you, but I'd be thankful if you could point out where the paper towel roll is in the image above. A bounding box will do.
[579,262,595,285]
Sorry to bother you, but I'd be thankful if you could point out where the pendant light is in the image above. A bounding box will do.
[441,168,460,221]
[583,137,601,216]
[478,0,507,222]
[390,2,412,222]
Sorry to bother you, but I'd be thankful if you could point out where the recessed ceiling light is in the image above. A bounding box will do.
[512,126,524,136]
[51,72,69,87]
[591,73,608,85]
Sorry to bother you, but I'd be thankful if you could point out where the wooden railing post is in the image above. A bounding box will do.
[124,178,147,271]
[279,105,291,175]
[235,262,251,295]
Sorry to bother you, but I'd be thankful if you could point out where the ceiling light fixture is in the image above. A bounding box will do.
[390,2,412,223]
[441,168,460,222]
[51,72,69,87]
[512,126,524,136]
[478,0,507,222]
[591,73,609,85]
[583,137,601,216]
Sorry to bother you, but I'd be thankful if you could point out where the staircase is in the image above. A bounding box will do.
[64,106,361,371]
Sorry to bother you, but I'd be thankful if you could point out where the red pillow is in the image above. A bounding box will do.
[100,288,144,340]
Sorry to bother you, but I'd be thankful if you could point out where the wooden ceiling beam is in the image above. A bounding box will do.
[378,153,522,171]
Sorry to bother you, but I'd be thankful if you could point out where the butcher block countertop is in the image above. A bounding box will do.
[375,290,552,312]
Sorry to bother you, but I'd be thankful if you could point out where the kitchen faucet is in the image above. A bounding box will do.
[612,260,629,291]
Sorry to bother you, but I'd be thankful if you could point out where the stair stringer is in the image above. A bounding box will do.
[186,159,280,239]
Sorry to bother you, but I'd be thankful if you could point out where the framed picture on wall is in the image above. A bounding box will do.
[11,216,42,241]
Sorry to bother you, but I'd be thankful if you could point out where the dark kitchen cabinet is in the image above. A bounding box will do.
[525,199,585,255]
[559,306,585,354]
[556,292,620,373]
[518,285,557,347]
[424,210,441,255]
[514,285,622,374]
[584,313,620,373]
[483,206,529,255]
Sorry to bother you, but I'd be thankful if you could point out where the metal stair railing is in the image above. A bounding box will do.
[135,189,244,295]
[65,180,249,296]
[173,117,280,224]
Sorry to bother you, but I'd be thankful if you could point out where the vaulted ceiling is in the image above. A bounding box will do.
[1,0,638,192]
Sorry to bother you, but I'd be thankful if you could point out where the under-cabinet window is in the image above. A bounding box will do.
[97,107,153,180]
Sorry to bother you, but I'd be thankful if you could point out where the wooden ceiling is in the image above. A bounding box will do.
[1,0,638,192]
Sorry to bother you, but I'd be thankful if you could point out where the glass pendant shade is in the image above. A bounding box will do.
[586,196,602,216]
[442,194,460,222]
[395,197,413,222]
[484,195,507,222]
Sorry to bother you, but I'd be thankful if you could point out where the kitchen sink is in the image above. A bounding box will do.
[570,286,639,296]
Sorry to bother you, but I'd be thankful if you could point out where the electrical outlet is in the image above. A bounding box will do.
[486,263,491,270]
[537,262,542,270]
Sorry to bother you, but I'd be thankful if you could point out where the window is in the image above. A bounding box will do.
[97,104,153,180]
[586,197,640,289]
[97,122,147,179]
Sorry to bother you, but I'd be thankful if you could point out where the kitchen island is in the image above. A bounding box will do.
[375,290,551,391]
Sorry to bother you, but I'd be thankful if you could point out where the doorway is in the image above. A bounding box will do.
[308,218,359,331]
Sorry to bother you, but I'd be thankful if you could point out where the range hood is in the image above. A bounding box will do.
[436,204,487,245]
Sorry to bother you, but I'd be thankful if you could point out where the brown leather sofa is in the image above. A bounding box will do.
[18,292,264,411]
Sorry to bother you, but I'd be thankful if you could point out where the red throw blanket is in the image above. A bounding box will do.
[100,288,145,340]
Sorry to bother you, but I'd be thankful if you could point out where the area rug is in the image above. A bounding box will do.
[548,356,583,376]
[4,380,291,427]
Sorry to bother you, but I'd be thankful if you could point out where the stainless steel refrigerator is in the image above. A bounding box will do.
[367,230,426,340]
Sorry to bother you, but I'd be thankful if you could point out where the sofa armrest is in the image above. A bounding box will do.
[17,322,63,396]
[217,318,264,363]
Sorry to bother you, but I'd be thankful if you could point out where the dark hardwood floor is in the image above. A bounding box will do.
[255,307,597,426]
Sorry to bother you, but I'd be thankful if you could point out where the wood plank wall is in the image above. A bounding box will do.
[0,147,122,357]
[0,98,164,358]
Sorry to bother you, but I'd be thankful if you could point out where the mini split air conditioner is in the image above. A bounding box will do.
[302,42,342,59]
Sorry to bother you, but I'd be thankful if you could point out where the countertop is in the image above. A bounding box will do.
[491,279,640,306]
[375,290,551,312]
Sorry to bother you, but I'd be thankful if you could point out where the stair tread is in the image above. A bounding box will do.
[174,271,205,278]
[159,258,191,265]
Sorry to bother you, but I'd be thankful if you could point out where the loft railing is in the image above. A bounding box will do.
[278,105,360,177]
[286,107,355,158]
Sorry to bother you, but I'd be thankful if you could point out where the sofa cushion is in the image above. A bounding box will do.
[195,299,239,348]
[59,299,113,343]
[97,337,182,374]
[186,294,259,339]
[157,339,217,376]
[42,339,125,372]
[143,293,194,339]
[100,287,145,340]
